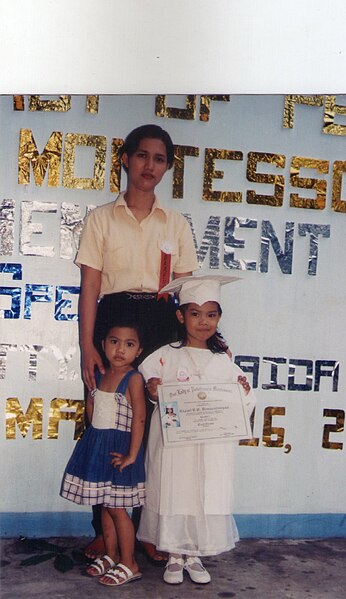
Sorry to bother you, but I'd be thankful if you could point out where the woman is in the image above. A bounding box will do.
[76,124,199,562]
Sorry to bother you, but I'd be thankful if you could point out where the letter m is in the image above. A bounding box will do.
[6,397,43,439]
[18,128,62,186]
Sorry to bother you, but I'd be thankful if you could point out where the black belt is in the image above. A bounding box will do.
[125,292,157,301]
[100,291,172,304]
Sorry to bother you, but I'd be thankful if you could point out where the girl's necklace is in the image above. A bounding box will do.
[183,346,212,380]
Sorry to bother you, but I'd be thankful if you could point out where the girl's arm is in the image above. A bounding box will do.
[110,373,146,473]
[139,348,165,402]
[86,389,94,424]
[79,265,105,390]
[146,377,162,402]
[233,363,257,417]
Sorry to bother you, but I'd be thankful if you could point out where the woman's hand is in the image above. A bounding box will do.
[146,377,162,401]
[110,452,134,473]
[82,345,105,391]
[79,265,103,390]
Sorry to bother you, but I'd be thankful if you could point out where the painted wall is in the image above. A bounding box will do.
[1,1,346,94]
[1,94,345,538]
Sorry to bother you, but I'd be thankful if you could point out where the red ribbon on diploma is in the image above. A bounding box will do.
[157,250,171,301]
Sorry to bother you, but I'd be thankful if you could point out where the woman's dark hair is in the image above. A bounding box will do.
[120,124,175,171]
[175,303,228,354]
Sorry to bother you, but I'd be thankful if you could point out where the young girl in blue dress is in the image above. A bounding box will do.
[61,317,146,587]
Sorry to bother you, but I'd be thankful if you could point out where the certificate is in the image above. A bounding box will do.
[158,382,253,446]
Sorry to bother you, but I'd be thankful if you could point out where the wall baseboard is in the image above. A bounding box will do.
[1,512,345,539]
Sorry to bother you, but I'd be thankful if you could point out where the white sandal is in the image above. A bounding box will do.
[86,554,115,577]
[99,563,143,586]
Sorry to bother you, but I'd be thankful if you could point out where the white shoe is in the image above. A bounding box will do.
[184,556,211,584]
[163,556,184,584]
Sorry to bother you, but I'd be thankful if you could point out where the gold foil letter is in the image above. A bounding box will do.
[203,148,243,202]
[199,95,230,122]
[29,95,71,111]
[13,95,25,110]
[6,397,43,439]
[48,398,85,440]
[62,133,107,190]
[283,95,324,128]
[18,129,62,187]
[323,96,346,135]
[290,156,329,209]
[110,138,124,193]
[247,152,285,207]
[155,95,196,120]
[86,95,99,114]
[173,145,199,198]
[332,161,346,213]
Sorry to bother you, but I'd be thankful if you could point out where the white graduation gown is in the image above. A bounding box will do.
[137,344,256,556]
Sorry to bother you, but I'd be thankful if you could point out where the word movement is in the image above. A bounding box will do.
[0,209,331,294]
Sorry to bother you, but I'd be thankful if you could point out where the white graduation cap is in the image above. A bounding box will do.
[159,274,241,306]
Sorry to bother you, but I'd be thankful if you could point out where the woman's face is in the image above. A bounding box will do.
[122,137,169,193]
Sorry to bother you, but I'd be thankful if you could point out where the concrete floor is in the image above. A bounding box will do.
[1,536,346,599]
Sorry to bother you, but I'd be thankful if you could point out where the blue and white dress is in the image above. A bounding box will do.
[61,370,145,508]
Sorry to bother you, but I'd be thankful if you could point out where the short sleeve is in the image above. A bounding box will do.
[173,214,199,274]
[138,348,164,382]
[75,209,104,271]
